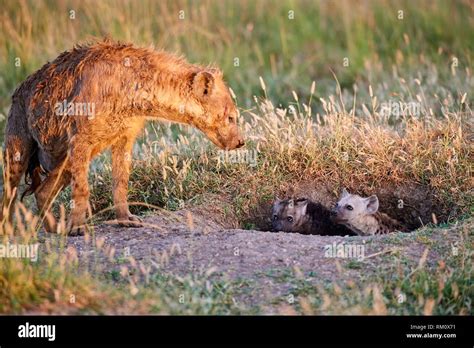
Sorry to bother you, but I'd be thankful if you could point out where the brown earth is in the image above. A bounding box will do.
[55,208,471,312]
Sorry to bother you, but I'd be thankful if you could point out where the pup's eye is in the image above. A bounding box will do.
[287,216,294,223]
[228,116,235,123]
[272,214,278,221]
[346,205,353,211]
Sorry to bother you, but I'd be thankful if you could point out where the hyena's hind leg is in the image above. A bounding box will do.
[34,158,72,233]
[66,137,92,236]
[111,128,143,227]
[1,136,34,227]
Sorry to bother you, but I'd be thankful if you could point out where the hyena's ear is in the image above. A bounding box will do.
[192,70,215,100]
[207,67,223,77]
[273,197,282,207]
[340,188,350,199]
[365,195,379,214]
[295,199,309,215]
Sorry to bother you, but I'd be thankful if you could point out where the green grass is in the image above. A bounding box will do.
[0,0,473,120]
[0,0,472,315]
[272,221,473,315]
[0,229,250,314]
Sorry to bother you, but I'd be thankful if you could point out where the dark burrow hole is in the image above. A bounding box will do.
[242,183,464,235]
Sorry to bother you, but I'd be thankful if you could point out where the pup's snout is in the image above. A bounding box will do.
[236,139,245,148]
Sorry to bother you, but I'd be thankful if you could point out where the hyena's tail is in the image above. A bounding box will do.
[1,104,37,224]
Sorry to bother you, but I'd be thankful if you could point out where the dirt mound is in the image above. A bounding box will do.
[61,209,471,311]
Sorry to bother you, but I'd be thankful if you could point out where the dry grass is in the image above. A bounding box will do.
[278,219,473,315]
[78,79,473,231]
[1,78,472,314]
[1,0,473,113]
[0,204,245,314]
[0,0,472,315]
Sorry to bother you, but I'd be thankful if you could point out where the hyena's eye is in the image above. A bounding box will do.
[272,214,278,221]
[287,216,294,223]
[346,205,353,211]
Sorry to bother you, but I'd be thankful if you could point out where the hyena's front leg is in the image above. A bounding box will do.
[68,139,92,236]
[111,134,142,227]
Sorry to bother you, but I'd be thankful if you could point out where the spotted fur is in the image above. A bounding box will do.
[1,38,244,235]
[272,198,355,236]
[330,189,406,236]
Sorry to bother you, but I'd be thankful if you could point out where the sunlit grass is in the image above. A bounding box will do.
[0,0,472,315]
[0,0,473,115]
[277,221,473,315]
[1,76,473,314]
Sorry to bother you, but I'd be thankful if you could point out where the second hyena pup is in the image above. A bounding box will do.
[272,198,355,236]
[330,189,406,236]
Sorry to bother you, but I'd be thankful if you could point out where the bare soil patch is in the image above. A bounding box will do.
[59,208,471,311]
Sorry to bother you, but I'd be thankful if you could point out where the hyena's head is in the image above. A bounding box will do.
[271,198,309,232]
[188,69,244,150]
[330,189,379,224]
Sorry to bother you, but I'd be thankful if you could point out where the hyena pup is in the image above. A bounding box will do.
[1,39,244,235]
[330,189,406,236]
[272,198,355,236]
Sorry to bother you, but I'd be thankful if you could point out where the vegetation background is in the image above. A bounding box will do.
[1,0,472,116]
[0,0,472,315]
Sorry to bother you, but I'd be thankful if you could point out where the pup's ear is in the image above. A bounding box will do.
[365,195,379,214]
[273,197,282,207]
[295,199,309,215]
[340,188,350,199]
[191,70,215,100]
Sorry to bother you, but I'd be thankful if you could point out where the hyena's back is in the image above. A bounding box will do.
[7,46,91,171]
[5,41,146,186]
[373,212,406,234]
[3,42,123,209]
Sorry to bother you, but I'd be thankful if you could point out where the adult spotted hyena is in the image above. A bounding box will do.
[1,39,244,236]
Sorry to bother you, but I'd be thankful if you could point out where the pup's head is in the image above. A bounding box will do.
[271,198,309,232]
[188,69,244,150]
[330,189,379,224]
